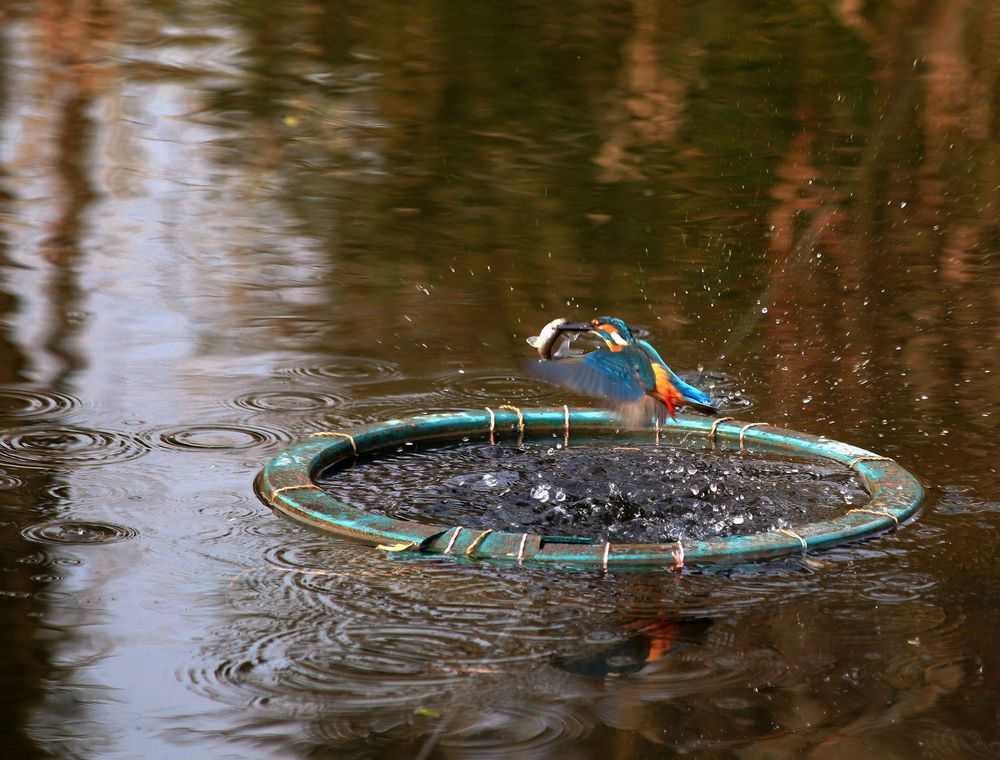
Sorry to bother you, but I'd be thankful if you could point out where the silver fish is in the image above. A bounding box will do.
[526,317,587,359]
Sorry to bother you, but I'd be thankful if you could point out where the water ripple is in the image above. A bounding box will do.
[230,389,350,414]
[147,424,290,452]
[0,427,150,469]
[273,356,402,384]
[0,471,23,490]
[0,386,83,421]
[44,480,145,504]
[21,520,138,545]
[436,703,593,757]
[334,393,472,427]
[434,369,550,405]
[688,370,756,414]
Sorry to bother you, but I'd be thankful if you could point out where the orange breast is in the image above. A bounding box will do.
[650,363,684,403]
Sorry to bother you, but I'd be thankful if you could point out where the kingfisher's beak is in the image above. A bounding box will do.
[554,322,593,333]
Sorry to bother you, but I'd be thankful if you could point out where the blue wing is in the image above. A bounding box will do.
[522,347,666,426]
[637,339,717,413]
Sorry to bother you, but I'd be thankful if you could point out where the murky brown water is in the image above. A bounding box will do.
[1,0,998,757]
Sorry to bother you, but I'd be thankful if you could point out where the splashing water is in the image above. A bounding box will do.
[316,442,866,543]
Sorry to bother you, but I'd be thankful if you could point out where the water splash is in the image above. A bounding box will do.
[316,442,866,543]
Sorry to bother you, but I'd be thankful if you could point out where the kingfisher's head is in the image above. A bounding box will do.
[587,317,636,349]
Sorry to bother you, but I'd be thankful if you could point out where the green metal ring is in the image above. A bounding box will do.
[254,409,923,569]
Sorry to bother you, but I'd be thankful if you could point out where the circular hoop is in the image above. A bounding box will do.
[255,409,923,569]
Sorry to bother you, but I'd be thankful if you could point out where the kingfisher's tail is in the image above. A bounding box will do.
[637,339,718,415]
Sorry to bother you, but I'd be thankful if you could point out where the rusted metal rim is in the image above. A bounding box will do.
[254,409,923,569]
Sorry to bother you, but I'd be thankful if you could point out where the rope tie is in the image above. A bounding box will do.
[739,422,769,452]
[309,431,358,455]
[485,407,497,444]
[672,539,685,570]
[709,417,735,449]
[498,404,525,445]
[377,541,417,552]
[602,542,611,572]
[465,529,494,556]
[847,454,893,469]
[655,417,661,445]
[516,533,529,563]
[776,527,808,551]
[848,507,900,527]
[269,484,319,503]
[563,405,570,446]
[443,526,463,554]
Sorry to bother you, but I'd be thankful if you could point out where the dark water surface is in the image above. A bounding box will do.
[317,442,868,543]
[1,0,998,757]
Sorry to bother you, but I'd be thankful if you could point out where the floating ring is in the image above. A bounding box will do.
[256,409,923,569]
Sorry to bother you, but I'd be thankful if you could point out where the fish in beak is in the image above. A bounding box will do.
[526,318,594,359]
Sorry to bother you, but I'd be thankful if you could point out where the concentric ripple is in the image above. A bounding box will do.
[0,386,83,421]
[0,427,149,469]
[437,703,593,757]
[21,520,138,545]
[231,389,348,413]
[0,472,22,490]
[273,356,402,384]
[684,370,757,414]
[333,392,470,427]
[434,369,551,404]
[183,619,461,717]
[148,424,289,452]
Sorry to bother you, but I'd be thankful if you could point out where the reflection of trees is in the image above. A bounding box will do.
[182,0,998,442]
[594,0,695,181]
[35,0,117,385]
[754,0,1000,474]
[0,73,46,750]
[0,2,118,754]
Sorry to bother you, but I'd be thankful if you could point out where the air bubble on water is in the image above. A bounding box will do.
[531,485,550,502]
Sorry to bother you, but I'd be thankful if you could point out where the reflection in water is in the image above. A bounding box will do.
[0,0,997,756]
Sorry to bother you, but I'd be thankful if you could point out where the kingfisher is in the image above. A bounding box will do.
[524,316,717,427]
